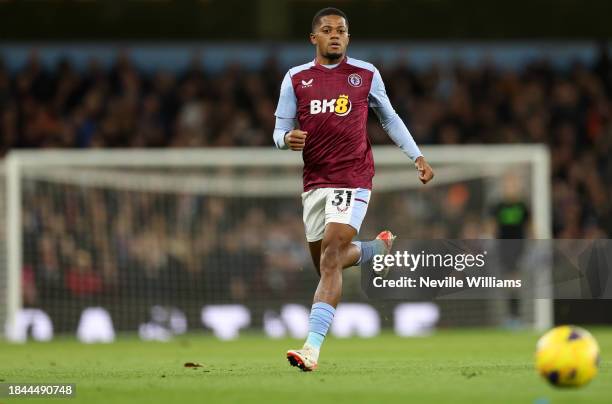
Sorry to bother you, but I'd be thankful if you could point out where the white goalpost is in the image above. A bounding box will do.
[1,145,553,338]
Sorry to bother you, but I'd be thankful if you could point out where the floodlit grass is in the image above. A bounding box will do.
[1,329,610,403]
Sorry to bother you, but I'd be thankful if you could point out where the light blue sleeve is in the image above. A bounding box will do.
[369,68,423,161]
[273,71,298,149]
[273,117,296,149]
[274,71,297,119]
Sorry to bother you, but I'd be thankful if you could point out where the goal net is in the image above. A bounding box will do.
[1,145,552,341]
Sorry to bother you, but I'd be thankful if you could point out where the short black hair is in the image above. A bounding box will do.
[311,7,348,32]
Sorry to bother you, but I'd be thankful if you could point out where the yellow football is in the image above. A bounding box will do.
[535,325,600,387]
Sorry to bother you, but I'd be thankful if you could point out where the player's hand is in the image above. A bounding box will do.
[284,130,308,151]
[415,156,434,184]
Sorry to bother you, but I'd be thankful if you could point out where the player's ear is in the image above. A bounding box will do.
[309,33,317,45]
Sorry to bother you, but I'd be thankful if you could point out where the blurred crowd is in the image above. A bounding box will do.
[20,171,495,305]
[2,47,611,306]
[22,185,316,305]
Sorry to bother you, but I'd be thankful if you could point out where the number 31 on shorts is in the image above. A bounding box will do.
[324,188,371,231]
[330,189,353,212]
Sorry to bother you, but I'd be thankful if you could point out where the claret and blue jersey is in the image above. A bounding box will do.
[274,56,423,192]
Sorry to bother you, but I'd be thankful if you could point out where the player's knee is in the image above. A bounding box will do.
[319,251,340,276]
[319,239,349,275]
[321,231,352,251]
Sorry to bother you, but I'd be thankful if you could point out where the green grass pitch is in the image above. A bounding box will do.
[1,329,610,403]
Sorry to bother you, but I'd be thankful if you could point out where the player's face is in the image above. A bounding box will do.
[310,15,349,62]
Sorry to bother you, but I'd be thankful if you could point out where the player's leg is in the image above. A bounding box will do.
[300,227,395,359]
[308,235,396,278]
[348,231,397,277]
[314,222,356,306]
[288,188,329,371]
[308,239,360,276]
[288,222,354,371]
[288,188,395,371]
